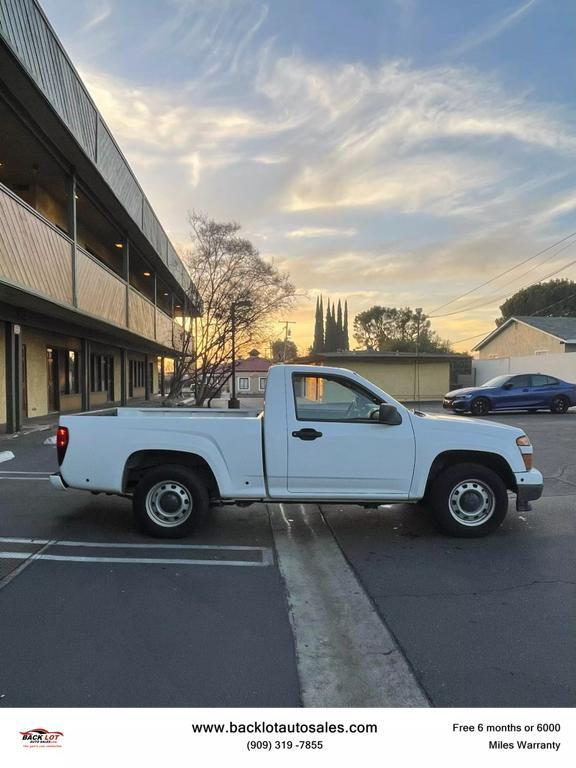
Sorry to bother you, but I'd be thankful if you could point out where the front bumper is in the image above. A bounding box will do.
[443,398,470,412]
[49,473,67,491]
[514,469,543,511]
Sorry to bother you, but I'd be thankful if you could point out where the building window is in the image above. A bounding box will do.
[259,377,267,391]
[130,360,146,390]
[65,350,79,395]
[90,353,114,397]
[238,377,249,391]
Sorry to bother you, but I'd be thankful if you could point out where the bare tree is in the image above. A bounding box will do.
[168,212,296,405]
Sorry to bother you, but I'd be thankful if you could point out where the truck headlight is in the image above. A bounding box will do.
[516,435,533,469]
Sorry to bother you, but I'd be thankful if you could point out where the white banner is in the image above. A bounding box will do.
[0,708,574,766]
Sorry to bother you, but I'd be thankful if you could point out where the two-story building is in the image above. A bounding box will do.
[0,0,201,432]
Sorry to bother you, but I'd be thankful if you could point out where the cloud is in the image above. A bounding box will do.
[286,227,357,239]
[73,16,576,351]
[80,1,111,32]
[449,0,539,57]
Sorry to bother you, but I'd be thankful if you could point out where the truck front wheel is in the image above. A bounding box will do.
[133,465,209,538]
[429,463,508,537]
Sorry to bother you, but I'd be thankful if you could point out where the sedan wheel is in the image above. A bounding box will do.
[551,395,569,414]
[470,397,490,416]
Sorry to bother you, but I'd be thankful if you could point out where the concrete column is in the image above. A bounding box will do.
[160,356,165,396]
[81,339,90,412]
[67,173,78,307]
[144,354,151,400]
[120,349,128,406]
[5,322,22,433]
[124,238,130,329]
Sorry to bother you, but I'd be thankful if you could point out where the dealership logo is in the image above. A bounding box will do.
[20,728,64,747]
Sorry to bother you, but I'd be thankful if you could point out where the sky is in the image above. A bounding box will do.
[41,0,576,353]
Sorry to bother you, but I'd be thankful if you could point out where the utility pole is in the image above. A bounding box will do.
[279,320,296,362]
[415,308,422,409]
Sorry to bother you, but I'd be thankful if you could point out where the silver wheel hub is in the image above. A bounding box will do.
[145,481,193,527]
[448,479,495,527]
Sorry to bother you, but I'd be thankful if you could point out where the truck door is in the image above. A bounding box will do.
[287,372,415,498]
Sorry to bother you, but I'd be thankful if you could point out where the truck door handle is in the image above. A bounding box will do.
[292,428,323,441]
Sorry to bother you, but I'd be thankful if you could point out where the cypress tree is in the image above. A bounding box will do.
[336,300,343,350]
[312,295,324,352]
[343,300,350,350]
[325,299,333,352]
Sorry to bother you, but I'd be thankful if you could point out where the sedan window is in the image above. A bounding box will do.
[532,375,550,387]
[508,375,531,389]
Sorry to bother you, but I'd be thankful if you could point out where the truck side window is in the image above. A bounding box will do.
[293,374,382,421]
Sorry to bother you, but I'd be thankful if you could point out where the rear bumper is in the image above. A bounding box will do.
[49,473,67,491]
[514,469,543,511]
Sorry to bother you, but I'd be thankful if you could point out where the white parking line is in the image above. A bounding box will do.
[0,552,271,567]
[0,536,272,554]
[0,471,51,474]
[0,451,15,464]
[0,536,274,568]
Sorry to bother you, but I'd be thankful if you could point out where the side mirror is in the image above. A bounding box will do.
[377,403,402,425]
[503,382,513,390]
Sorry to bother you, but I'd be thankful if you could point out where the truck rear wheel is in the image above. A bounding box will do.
[133,464,209,538]
[429,463,508,537]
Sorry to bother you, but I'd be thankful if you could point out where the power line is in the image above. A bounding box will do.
[451,329,495,346]
[530,288,576,316]
[432,251,576,319]
[428,230,576,316]
[451,288,576,348]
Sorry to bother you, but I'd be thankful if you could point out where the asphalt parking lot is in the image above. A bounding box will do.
[0,407,574,708]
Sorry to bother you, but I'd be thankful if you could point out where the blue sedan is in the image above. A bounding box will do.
[443,373,576,416]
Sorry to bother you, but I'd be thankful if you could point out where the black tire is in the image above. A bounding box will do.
[133,464,209,538]
[470,396,490,416]
[429,462,508,538]
[550,395,569,414]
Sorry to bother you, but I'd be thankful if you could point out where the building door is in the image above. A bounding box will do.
[46,347,59,412]
[21,344,28,419]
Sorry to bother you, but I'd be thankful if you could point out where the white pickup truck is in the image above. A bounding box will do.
[50,364,543,538]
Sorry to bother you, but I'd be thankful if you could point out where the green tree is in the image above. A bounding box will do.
[353,306,451,352]
[324,299,334,351]
[336,299,343,350]
[312,295,324,352]
[343,300,349,350]
[271,338,298,362]
[497,279,576,325]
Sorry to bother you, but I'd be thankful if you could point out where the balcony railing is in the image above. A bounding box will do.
[76,246,127,328]
[128,287,155,339]
[0,183,73,304]
[0,183,183,350]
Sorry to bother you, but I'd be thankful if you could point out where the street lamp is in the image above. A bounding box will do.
[229,299,251,409]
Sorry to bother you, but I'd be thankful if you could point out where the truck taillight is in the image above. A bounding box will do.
[56,426,69,465]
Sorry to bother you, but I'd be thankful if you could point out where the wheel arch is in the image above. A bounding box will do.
[123,450,220,498]
[425,450,516,497]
